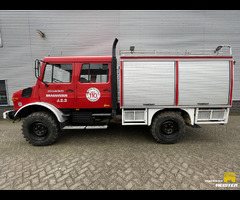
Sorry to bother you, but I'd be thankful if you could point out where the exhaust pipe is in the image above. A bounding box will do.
[111,38,118,117]
[112,38,118,58]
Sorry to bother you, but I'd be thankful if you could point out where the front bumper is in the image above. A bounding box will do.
[3,110,16,120]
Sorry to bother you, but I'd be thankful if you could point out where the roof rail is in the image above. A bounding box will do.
[119,45,232,56]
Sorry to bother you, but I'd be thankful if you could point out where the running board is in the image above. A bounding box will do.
[63,125,108,130]
[92,113,111,117]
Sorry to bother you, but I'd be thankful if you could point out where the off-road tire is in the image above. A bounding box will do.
[150,111,185,144]
[22,111,61,146]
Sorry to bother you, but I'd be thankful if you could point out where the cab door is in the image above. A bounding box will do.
[75,62,111,109]
[39,62,75,109]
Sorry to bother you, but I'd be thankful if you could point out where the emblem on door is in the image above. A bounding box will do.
[86,87,101,102]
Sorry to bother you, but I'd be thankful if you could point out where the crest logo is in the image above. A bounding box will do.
[86,87,100,102]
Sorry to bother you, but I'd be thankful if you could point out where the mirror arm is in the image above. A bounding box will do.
[35,59,49,87]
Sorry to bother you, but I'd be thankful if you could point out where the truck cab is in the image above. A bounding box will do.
[38,56,113,110]
[3,39,119,145]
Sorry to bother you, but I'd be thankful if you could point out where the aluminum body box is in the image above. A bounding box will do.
[120,56,233,109]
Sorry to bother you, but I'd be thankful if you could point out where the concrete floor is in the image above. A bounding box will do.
[0,113,240,190]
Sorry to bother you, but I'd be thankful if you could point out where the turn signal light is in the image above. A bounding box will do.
[12,97,19,102]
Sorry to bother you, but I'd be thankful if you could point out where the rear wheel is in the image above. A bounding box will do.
[150,111,185,144]
[22,111,61,146]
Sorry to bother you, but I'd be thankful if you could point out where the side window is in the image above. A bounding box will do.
[79,64,109,83]
[43,64,73,83]
[0,80,8,105]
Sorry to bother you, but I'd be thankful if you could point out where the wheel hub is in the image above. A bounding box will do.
[161,120,178,135]
[31,122,48,137]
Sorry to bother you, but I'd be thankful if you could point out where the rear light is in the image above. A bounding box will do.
[12,97,19,102]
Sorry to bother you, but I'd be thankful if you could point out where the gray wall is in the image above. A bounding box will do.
[1,10,240,105]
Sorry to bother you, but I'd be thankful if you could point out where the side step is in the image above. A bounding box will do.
[63,125,108,130]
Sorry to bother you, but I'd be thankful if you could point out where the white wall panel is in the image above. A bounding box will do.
[0,10,240,105]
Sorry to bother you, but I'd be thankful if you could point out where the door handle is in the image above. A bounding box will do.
[103,89,111,92]
[66,89,74,92]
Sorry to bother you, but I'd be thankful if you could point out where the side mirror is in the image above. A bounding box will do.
[35,59,49,87]
[35,59,41,78]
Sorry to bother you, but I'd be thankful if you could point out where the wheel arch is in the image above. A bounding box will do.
[148,108,195,126]
[14,102,66,123]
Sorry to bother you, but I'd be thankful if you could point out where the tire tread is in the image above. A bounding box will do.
[150,111,185,144]
[22,111,60,146]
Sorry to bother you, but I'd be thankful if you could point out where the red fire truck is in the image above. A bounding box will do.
[3,39,234,145]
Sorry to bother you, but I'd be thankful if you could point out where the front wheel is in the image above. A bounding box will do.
[150,111,185,144]
[22,111,61,146]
